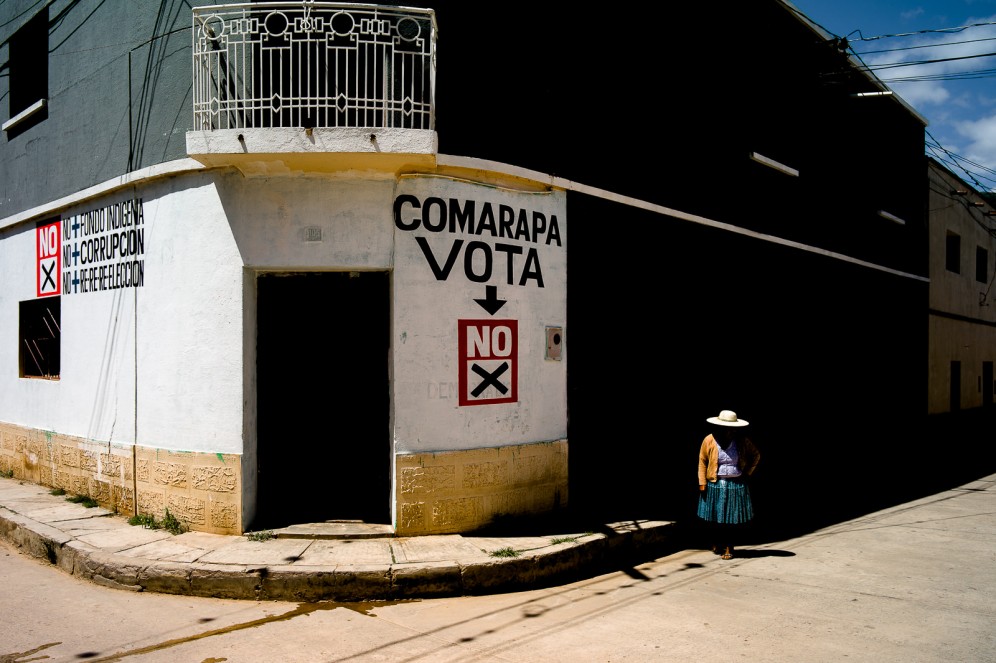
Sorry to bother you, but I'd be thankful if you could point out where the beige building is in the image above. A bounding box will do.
[928,158,996,413]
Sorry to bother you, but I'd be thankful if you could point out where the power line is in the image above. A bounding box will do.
[846,20,996,43]
[785,8,996,190]
[855,35,996,56]
[879,68,996,84]
[824,16,996,82]
[801,12,996,80]
[927,134,996,193]
[0,0,47,30]
[851,50,996,74]
[848,30,996,83]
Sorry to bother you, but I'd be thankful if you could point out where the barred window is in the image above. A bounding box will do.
[19,297,60,379]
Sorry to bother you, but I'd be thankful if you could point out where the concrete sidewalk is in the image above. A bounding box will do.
[0,476,676,602]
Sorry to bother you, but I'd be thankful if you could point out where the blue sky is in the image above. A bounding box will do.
[790,0,996,190]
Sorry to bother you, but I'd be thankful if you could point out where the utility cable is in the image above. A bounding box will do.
[845,20,996,43]
[855,35,996,56]
[0,0,47,31]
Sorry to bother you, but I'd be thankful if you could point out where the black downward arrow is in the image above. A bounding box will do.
[474,285,506,315]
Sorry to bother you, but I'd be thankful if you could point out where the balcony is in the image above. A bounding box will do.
[187,2,437,174]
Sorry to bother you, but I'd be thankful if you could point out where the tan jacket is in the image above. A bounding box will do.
[698,434,760,486]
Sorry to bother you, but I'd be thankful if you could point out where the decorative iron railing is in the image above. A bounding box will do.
[192,3,435,131]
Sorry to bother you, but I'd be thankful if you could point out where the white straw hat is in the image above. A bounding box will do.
[706,409,749,427]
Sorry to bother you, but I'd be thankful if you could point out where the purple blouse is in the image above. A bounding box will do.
[715,440,741,478]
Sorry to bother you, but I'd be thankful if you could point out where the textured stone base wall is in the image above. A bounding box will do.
[0,422,242,535]
[396,439,568,536]
[1,421,564,537]
[134,447,242,535]
[0,422,134,515]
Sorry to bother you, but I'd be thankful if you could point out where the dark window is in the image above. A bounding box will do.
[946,232,961,274]
[5,8,48,137]
[19,297,60,379]
[977,246,989,283]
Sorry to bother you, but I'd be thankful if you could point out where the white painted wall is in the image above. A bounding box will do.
[0,173,246,454]
[0,218,136,442]
[133,176,245,454]
[1,167,568,462]
[217,172,396,270]
[392,175,568,452]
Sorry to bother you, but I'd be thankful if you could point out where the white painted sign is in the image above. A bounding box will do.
[392,175,567,451]
[459,319,518,405]
[36,220,61,297]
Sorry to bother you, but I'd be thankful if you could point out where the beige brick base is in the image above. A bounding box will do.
[0,422,242,535]
[0,423,134,515]
[396,439,568,536]
[134,447,242,535]
[1,422,566,537]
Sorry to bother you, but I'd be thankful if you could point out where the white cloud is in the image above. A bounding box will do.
[841,10,996,181]
[955,114,996,167]
[862,14,996,109]
[890,79,950,107]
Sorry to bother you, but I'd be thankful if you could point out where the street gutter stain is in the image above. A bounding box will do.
[78,600,416,662]
[0,641,61,662]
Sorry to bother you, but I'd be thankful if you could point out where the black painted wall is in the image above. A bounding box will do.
[403,1,930,531]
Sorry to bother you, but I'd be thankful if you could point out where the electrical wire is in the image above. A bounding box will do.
[928,162,996,303]
[928,180,996,234]
[801,14,996,188]
[855,35,996,56]
[846,21,996,43]
[0,0,47,30]
[926,136,996,194]
[798,11,996,84]
[879,67,996,83]
[857,50,996,73]
[928,135,996,182]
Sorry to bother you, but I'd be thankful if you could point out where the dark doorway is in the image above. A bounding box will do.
[254,271,390,529]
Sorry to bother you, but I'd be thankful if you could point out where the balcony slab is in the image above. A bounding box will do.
[187,127,438,175]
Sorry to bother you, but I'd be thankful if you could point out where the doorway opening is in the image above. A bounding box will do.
[254,271,391,529]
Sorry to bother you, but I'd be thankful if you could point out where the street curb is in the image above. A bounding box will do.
[0,507,679,602]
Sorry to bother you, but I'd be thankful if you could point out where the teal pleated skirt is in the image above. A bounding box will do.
[697,478,754,525]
